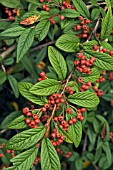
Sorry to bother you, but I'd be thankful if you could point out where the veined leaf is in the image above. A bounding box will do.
[29,79,60,96]
[68,91,99,108]
[17,28,35,63]
[8,115,27,129]
[56,34,80,52]
[35,20,50,41]
[58,126,73,143]
[72,0,90,18]
[8,75,19,98]
[5,126,46,150]
[60,9,80,18]
[0,27,25,38]
[84,50,113,70]
[41,138,61,170]
[83,40,98,50]
[68,121,82,147]
[48,46,67,80]
[0,71,7,85]
[0,0,22,8]
[100,7,113,40]
[91,8,100,20]
[4,147,38,170]
[0,111,22,129]
[18,82,47,105]
[81,68,100,83]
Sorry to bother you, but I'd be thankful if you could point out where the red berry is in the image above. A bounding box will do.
[40,71,46,77]
[66,108,72,114]
[34,119,40,124]
[41,107,46,112]
[78,77,83,83]
[58,116,64,121]
[26,112,32,117]
[26,118,31,124]
[60,15,65,20]
[109,50,113,56]
[42,4,46,9]
[45,7,50,12]
[33,114,38,119]
[22,107,29,114]
[72,118,77,123]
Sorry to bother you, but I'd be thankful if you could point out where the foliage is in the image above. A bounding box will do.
[0,0,113,170]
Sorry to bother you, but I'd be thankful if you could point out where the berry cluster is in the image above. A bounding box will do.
[65,86,74,95]
[22,107,40,128]
[78,77,92,91]
[42,4,50,12]
[74,16,91,38]
[76,108,86,121]
[61,1,74,9]
[38,71,46,82]
[50,128,65,146]
[74,53,96,74]
[93,86,103,97]
[5,7,16,20]
[54,116,69,132]
[56,148,72,158]
[6,149,15,158]
[96,76,105,83]
[41,93,64,112]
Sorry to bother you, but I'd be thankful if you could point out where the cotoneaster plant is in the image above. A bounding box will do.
[0,0,113,170]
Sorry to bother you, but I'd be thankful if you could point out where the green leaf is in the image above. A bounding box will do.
[100,7,113,40]
[41,138,61,170]
[0,0,22,8]
[4,147,38,170]
[17,28,35,63]
[60,9,80,18]
[58,126,73,143]
[5,126,46,150]
[72,0,90,18]
[105,0,111,7]
[68,121,82,147]
[8,75,19,98]
[18,82,47,105]
[81,68,100,83]
[29,79,60,96]
[84,50,113,70]
[91,8,100,20]
[0,27,25,38]
[96,115,110,141]
[0,71,7,85]
[35,20,50,41]
[56,34,80,52]
[102,93,113,101]
[8,115,27,129]
[68,91,99,108]
[101,41,113,50]
[48,46,67,80]
[0,111,22,129]
[83,40,98,50]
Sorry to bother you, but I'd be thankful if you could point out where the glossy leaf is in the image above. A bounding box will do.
[68,91,99,108]
[41,138,61,170]
[48,46,67,80]
[29,79,60,96]
[5,126,46,150]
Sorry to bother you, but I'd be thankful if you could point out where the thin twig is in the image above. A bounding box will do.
[82,130,88,152]
[0,44,17,60]
[45,104,56,128]
[87,17,101,41]
[61,67,75,95]
[92,162,100,170]
[30,40,56,52]
[0,129,7,135]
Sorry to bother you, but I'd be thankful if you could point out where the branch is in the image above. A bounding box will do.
[87,17,101,41]
[82,130,88,152]
[30,40,56,52]
[61,67,75,95]
[92,162,100,170]
[0,44,17,60]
